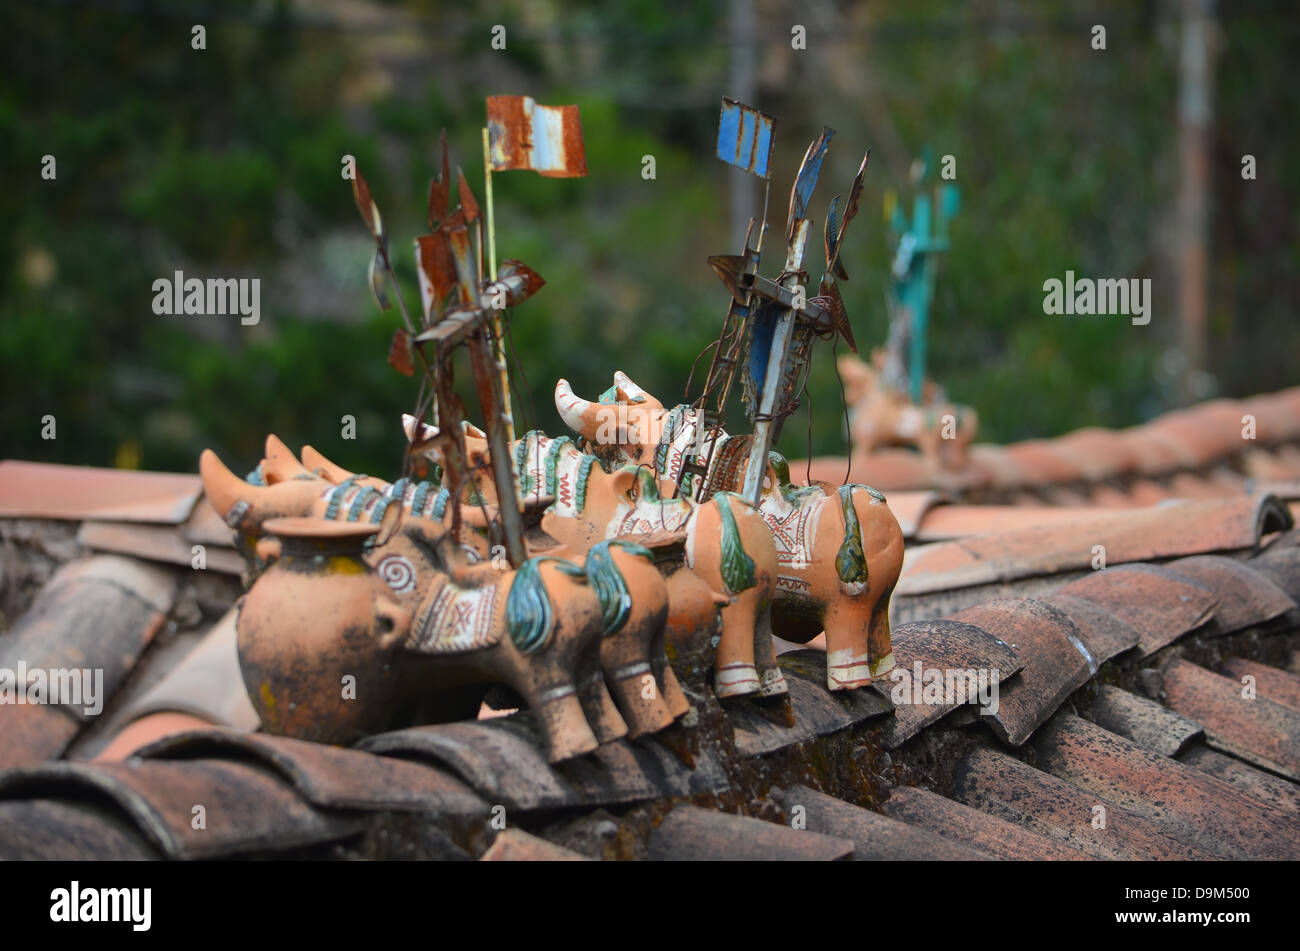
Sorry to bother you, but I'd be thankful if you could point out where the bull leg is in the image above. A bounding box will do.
[712,591,762,697]
[866,580,897,679]
[682,544,760,696]
[513,659,600,763]
[600,627,675,737]
[575,641,629,744]
[501,568,602,762]
[822,598,873,691]
[752,598,788,697]
[653,643,691,718]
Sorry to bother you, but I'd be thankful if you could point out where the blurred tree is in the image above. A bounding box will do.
[1,0,1296,478]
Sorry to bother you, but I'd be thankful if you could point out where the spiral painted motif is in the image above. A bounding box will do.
[376,554,417,594]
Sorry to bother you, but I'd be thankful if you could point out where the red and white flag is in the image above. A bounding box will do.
[486,96,587,178]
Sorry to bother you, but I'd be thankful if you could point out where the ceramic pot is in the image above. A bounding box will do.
[236,518,409,745]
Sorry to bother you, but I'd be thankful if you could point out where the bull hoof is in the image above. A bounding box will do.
[758,667,789,697]
[827,649,871,691]
[537,689,601,763]
[715,662,761,697]
[868,651,896,680]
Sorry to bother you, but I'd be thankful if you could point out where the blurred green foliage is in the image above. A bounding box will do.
[2,0,1297,477]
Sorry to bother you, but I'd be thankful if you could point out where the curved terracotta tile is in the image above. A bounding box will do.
[881,785,1093,860]
[1163,554,1297,634]
[94,712,218,763]
[1161,658,1300,781]
[900,495,1290,596]
[1125,478,1177,506]
[915,505,1126,543]
[784,786,988,860]
[1122,425,1199,475]
[1054,564,1217,655]
[1003,441,1086,485]
[1166,472,1227,499]
[0,799,159,860]
[1089,685,1203,756]
[853,449,933,490]
[883,490,948,538]
[1052,427,1138,480]
[1149,400,1248,467]
[136,729,486,815]
[1035,713,1300,859]
[649,801,856,861]
[0,759,360,859]
[950,598,1094,745]
[480,828,590,861]
[1240,390,1300,443]
[965,445,1026,489]
[951,748,1219,860]
[0,461,202,523]
[1219,658,1300,714]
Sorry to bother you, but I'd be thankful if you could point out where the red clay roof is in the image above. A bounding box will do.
[3,389,1300,860]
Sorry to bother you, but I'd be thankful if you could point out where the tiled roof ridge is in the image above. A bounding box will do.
[2,527,1297,860]
[805,384,1300,495]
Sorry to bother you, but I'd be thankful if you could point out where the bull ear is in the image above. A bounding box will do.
[837,353,871,383]
[613,370,661,410]
[460,502,499,529]
[610,466,644,501]
[374,597,410,651]
[466,445,491,472]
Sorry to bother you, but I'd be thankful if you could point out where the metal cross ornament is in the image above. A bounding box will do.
[687,99,870,507]
[352,129,546,569]
[884,151,960,403]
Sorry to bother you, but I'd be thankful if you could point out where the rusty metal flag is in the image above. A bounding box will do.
[786,127,835,239]
[486,96,587,178]
[414,233,457,323]
[716,98,775,179]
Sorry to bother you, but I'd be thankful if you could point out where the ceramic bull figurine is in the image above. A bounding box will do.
[258,439,693,731]
[201,445,687,755]
[237,515,614,761]
[555,371,905,686]
[837,350,977,471]
[405,418,786,700]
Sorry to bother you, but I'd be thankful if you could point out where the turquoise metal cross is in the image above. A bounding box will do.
[887,156,959,403]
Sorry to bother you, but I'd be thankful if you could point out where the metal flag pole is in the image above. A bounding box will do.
[482,125,514,444]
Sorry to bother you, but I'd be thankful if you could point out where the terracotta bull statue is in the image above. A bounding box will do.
[554,371,905,686]
[292,440,730,706]
[200,445,685,759]
[836,350,977,471]
[404,418,786,700]
[255,437,693,732]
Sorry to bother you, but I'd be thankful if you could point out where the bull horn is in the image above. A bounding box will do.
[200,449,276,531]
[462,421,486,439]
[555,378,604,439]
[401,413,440,455]
[262,434,313,484]
[301,445,353,484]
